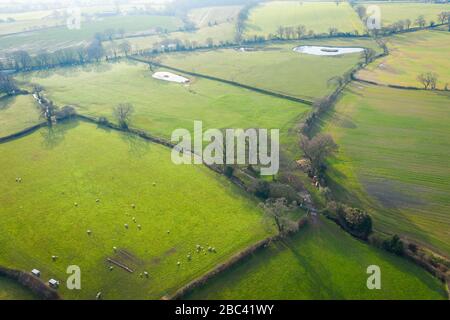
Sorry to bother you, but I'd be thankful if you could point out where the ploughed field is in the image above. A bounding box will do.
[186,218,447,300]
[0,121,273,299]
[322,83,450,255]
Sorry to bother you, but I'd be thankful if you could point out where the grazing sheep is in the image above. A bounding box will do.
[153,182,156,186]
[113,246,117,252]
[131,204,136,209]
[167,230,170,234]
[87,230,92,235]
[51,255,58,261]
[124,224,129,229]
[109,266,114,271]
[137,224,142,230]
[177,261,181,266]
[96,199,100,203]
[144,271,149,278]
[74,202,78,207]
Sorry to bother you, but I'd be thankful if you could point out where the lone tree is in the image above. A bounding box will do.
[260,198,297,235]
[299,134,338,176]
[417,72,438,90]
[362,48,376,65]
[113,103,134,129]
[119,41,132,56]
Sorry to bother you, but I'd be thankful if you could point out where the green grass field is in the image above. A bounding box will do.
[108,21,236,53]
[245,1,365,38]
[159,38,380,100]
[186,218,447,300]
[17,61,310,156]
[0,15,183,56]
[0,120,273,299]
[322,83,450,255]
[188,5,241,28]
[0,276,38,300]
[0,94,42,138]
[357,30,450,89]
[361,2,450,26]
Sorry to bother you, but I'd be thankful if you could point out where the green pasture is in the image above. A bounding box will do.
[188,5,242,28]
[322,83,450,255]
[0,15,183,56]
[109,21,236,53]
[357,30,450,89]
[18,61,310,158]
[159,38,381,100]
[245,1,365,38]
[0,94,42,138]
[361,2,450,26]
[186,218,447,300]
[0,121,273,299]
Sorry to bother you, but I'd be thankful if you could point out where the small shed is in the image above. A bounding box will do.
[31,269,41,277]
[48,279,60,289]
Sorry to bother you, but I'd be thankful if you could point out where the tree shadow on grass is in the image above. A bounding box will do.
[0,95,15,111]
[40,119,78,149]
[120,132,151,158]
[277,237,345,299]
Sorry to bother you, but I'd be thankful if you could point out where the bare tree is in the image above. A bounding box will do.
[119,41,132,56]
[437,12,448,25]
[405,19,412,29]
[417,72,438,90]
[299,134,338,175]
[0,73,18,95]
[327,76,344,88]
[260,198,297,235]
[113,103,134,129]
[355,5,366,20]
[276,26,284,39]
[415,15,426,28]
[362,48,376,64]
[296,25,306,39]
[87,39,104,62]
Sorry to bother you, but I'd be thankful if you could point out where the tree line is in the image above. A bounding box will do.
[355,6,450,35]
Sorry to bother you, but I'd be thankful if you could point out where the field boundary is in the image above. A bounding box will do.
[0,121,48,143]
[0,265,60,300]
[167,217,309,300]
[128,56,314,105]
[352,76,450,92]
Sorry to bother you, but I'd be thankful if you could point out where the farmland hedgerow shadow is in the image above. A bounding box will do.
[40,119,78,149]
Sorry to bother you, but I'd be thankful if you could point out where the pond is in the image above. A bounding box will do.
[152,71,190,83]
[293,46,365,56]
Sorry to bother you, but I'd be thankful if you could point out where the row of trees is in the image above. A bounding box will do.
[0,38,135,72]
[417,72,440,90]
[356,5,450,35]
[0,73,19,96]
